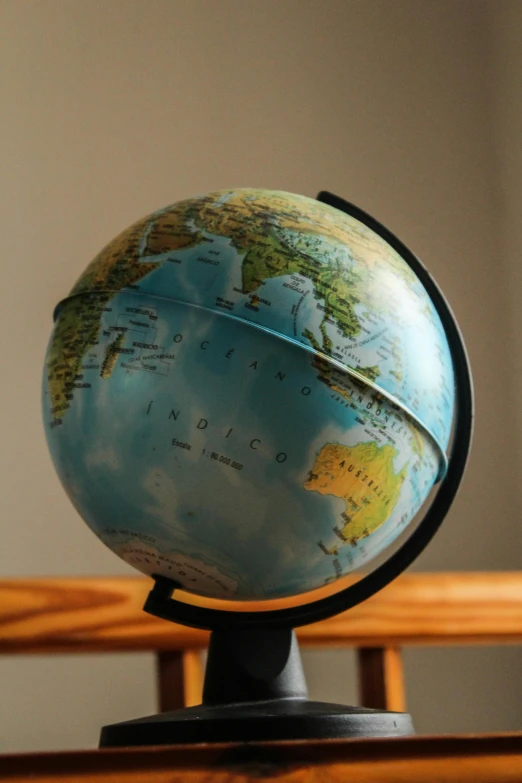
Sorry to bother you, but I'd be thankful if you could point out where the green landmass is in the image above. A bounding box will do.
[389,337,403,382]
[48,215,160,420]
[70,213,159,295]
[100,333,125,379]
[355,365,380,383]
[305,441,408,544]
[302,328,321,352]
[46,294,111,420]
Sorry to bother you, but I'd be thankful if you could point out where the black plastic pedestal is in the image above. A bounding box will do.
[100,698,413,746]
[100,623,413,746]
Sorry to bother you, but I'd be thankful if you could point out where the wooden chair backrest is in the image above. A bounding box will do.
[1,573,521,713]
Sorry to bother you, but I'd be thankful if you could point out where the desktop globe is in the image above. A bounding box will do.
[42,189,472,745]
[42,188,454,602]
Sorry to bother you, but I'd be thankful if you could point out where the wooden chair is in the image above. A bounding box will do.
[1,573,522,715]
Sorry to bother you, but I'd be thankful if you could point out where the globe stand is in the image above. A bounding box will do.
[99,190,473,748]
[100,577,413,746]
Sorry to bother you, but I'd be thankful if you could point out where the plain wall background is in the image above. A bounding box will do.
[1,0,521,751]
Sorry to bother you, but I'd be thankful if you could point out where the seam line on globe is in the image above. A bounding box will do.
[53,289,449,480]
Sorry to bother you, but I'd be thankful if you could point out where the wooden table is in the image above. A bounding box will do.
[2,734,522,782]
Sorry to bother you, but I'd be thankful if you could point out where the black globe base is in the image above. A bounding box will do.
[100,698,413,746]
[100,592,414,747]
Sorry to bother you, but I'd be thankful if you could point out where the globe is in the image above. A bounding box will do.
[42,188,454,603]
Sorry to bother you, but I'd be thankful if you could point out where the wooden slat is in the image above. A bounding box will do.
[358,646,406,711]
[1,573,522,654]
[2,734,522,783]
[156,649,204,710]
[181,649,205,707]
[156,651,185,711]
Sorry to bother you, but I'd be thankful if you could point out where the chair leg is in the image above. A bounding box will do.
[357,646,406,712]
[156,649,204,711]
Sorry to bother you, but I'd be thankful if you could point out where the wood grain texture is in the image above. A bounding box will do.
[156,651,186,711]
[2,734,522,783]
[1,573,522,654]
[181,649,205,707]
[157,649,204,710]
[358,646,406,711]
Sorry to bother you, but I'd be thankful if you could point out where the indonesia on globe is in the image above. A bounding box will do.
[42,189,454,602]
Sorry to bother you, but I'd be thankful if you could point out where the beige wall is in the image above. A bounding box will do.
[490,1,522,442]
[1,0,520,751]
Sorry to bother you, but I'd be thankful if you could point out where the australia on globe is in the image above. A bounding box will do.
[42,189,454,601]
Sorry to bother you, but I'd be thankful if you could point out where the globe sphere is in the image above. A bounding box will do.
[42,189,454,601]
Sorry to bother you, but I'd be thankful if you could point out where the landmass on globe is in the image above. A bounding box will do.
[305,441,408,546]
